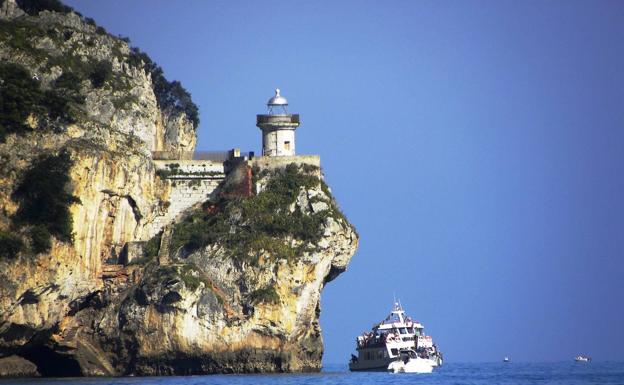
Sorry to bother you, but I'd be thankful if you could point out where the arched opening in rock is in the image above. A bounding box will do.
[21,346,82,377]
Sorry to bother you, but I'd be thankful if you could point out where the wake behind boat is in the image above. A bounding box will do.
[387,349,434,373]
[348,302,443,372]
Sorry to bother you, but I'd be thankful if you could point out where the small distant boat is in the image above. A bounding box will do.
[387,349,434,374]
[575,355,591,362]
[503,357,510,363]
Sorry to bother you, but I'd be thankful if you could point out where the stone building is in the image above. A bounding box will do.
[256,89,300,156]
[142,89,314,244]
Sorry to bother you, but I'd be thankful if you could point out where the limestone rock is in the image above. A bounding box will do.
[0,2,357,377]
[0,355,39,377]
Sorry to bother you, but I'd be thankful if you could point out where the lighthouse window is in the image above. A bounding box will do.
[284,141,291,150]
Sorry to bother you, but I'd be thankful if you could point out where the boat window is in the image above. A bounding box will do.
[391,348,398,357]
[399,328,408,334]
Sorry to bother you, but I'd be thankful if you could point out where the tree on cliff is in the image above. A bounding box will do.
[11,150,80,252]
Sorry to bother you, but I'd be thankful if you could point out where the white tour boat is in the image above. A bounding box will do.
[348,302,443,372]
[574,355,591,362]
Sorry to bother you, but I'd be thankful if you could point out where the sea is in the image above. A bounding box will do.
[2,362,623,385]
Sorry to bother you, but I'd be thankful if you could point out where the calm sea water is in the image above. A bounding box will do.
[2,362,623,385]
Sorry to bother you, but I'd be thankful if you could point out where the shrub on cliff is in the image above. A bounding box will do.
[15,0,73,16]
[0,63,44,140]
[0,63,84,141]
[128,47,200,128]
[248,285,280,305]
[0,231,24,259]
[170,164,330,263]
[54,71,83,94]
[88,60,112,88]
[29,224,52,254]
[12,150,80,247]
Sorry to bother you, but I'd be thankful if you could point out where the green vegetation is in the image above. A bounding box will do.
[0,6,199,131]
[15,0,73,15]
[155,163,222,179]
[29,225,52,254]
[0,18,47,56]
[180,263,207,291]
[11,150,80,251]
[320,179,352,234]
[112,94,139,110]
[150,263,208,292]
[127,47,200,128]
[0,231,24,259]
[129,231,161,265]
[0,63,44,140]
[169,164,337,264]
[144,231,162,260]
[248,285,280,305]
[46,54,127,94]
[0,63,85,141]
[54,71,82,93]
[88,60,112,88]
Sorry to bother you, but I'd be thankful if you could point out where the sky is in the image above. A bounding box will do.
[64,0,624,364]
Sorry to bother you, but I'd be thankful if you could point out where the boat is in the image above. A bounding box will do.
[348,301,443,372]
[503,356,510,363]
[387,349,433,373]
[575,355,591,362]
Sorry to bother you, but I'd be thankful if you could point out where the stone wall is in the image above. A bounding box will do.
[249,155,320,172]
[249,155,321,194]
[143,160,226,238]
[153,160,226,177]
[143,156,321,239]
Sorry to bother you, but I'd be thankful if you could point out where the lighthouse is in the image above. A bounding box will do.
[256,89,300,156]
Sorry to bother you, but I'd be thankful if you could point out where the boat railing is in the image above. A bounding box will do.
[357,336,386,349]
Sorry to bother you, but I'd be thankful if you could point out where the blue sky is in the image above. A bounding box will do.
[64,0,624,363]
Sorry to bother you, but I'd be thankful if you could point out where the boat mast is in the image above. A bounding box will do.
[392,301,405,324]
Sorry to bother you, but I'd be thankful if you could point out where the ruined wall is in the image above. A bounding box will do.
[250,155,320,172]
[145,157,322,239]
[144,160,226,238]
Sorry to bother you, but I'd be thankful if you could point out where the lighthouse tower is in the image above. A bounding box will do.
[256,89,300,156]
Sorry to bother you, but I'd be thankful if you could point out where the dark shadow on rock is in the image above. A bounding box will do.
[20,346,82,377]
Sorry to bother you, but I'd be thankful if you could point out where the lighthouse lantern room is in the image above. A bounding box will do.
[256,89,300,157]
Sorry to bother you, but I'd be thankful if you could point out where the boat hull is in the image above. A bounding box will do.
[349,358,393,372]
[388,358,434,374]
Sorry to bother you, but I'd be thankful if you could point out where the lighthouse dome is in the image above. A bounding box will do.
[267,88,288,106]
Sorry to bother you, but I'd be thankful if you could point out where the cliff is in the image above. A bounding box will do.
[0,0,358,377]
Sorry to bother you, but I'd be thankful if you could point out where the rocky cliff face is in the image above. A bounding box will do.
[0,1,357,377]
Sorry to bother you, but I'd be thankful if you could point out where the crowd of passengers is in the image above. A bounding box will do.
[356,326,424,347]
